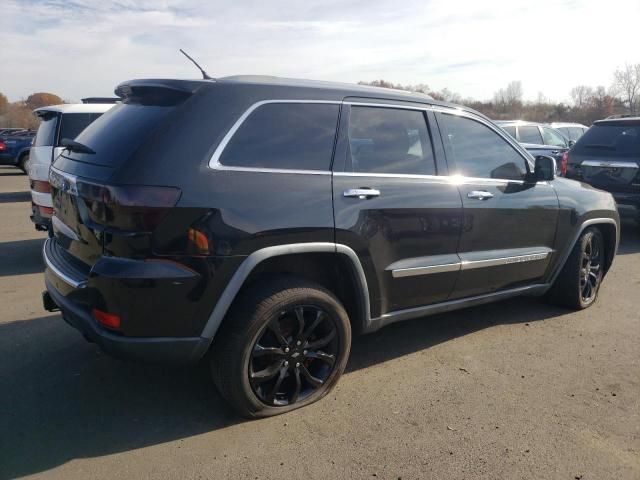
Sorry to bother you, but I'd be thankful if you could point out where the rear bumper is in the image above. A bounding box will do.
[45,279,210,364]
[42,237,212,364]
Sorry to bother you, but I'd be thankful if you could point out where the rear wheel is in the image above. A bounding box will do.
[210,277,351,418]
[546,227,604,309]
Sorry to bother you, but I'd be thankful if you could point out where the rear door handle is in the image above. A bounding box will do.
[467,190,494,200]
[343,188,381,199]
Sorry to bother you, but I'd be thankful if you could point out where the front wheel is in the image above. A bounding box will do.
[210,277,351,418]
[546,227,605,309]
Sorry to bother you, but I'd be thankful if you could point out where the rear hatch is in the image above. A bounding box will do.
[568,120,640,193]
[49,81,199,267]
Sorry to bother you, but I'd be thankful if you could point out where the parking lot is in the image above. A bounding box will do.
[0,164,638,479]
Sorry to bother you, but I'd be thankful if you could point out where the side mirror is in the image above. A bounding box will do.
[568,140,576,147]
[534,155,556,181]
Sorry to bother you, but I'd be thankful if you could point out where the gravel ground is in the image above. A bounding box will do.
[0,165,638,480]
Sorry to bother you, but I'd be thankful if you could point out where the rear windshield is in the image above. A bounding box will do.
[33,114,59,147]
[573,124,640,158]
[65,104,172,167]
[59,113,104,143]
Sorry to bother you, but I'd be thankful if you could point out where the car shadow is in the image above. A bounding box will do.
[0,297,567,479]
[0,238,45,277]
[0,191,31,203]
[0,170,25,177]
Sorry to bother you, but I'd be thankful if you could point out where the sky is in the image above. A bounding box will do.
[1,0,638,103]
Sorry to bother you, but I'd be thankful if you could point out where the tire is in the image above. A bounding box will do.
[18,153,29,174]
[545,227,605,309]
[210,276,352,418]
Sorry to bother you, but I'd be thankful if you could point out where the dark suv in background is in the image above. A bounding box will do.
[42,76,619,417]
[565,116,640,223]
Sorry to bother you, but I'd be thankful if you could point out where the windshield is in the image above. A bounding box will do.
[573,124,640,158]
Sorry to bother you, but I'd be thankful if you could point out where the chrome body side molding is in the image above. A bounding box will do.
[389,248,553,278]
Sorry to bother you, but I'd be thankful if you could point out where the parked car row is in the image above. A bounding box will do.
[0,129,34,172]
[40,75,620,418]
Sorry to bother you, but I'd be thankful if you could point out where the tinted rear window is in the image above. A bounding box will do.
[502,126,516,138]
[65,104,172,167]
[220,103,339,171]
[34,114,59,147]
[573,124,640,158]
[59,113,104,144]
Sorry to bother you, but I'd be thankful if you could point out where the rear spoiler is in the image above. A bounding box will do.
[114,79,211,106]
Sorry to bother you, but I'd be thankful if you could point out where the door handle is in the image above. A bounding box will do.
[551,150,559,154]
[343,188,381,199]
[467,190,494,200]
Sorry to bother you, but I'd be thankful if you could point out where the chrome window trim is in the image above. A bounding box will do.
[333,171,549,187]
[208,99,341,174]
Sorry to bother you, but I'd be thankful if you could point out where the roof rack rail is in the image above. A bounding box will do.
[605,113,636,119]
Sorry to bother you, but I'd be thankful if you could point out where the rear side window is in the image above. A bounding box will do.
[573,124,640,157]
[219,103,339,171]
[33,114,59,147]
[439,113,528,181]
[59,113,104,144]
[541,127,567,147]
[518,125,543,144]
[569,127,585,140]
[502,126,517,138]
[347,106,436,175]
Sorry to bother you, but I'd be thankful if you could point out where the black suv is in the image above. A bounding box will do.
[565,117,640,223]
[42,76,620,417]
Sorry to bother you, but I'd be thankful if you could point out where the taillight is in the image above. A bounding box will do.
[0,142,6,152]
[560,151,569,176]
[92,308,121,330]
[31,180,51,193]
[187,227,210,255]
[76,182,182,231]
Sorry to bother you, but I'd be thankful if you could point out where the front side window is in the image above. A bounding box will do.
[518,125,544,144]
[219,103,339,170]
[542,127,568,147]
[347,106,436,175]
[58,113,104,145]
[439,113,528,181]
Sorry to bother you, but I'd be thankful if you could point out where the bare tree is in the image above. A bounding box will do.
[612,63,640,114]
[570,85,593,108]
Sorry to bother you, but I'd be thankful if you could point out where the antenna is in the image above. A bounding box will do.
[179,49,213,80]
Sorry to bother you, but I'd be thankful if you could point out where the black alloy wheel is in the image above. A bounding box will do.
[579,231,603,304]
[210,277,351,418]
[249,305,339,406]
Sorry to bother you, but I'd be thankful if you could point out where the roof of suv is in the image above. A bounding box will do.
[114,76,471,113]
[33,103,116,115]
[594,116,640,125]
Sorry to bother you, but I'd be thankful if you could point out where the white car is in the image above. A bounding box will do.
[29,103,115,230]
